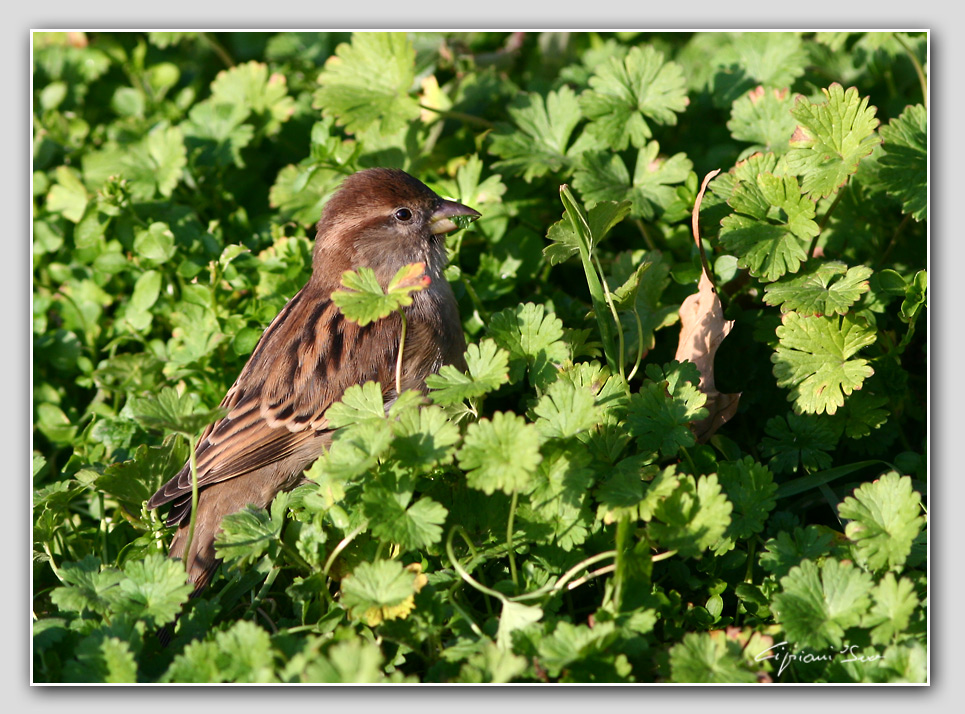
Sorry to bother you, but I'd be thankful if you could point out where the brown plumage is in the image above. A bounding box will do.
[147,168,479,594]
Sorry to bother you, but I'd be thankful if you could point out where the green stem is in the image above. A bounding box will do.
[98,492,109,566]
[633,218,657,251]
[506,490,519,589]
[511,550,618,601]
[322,520,369,581]
[417,104,494,129]
[182,444,200,579]
[460,276,490,323]
[395,308,408,397]
[593,251,626,380]
[809,190,845,260]
[894,33,927,108]
[626,306,645,383]
[609,514,632,613]
[445,526,509,602]
[200,32,234,68]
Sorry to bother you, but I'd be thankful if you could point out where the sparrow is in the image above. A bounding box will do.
[147,168,479,594]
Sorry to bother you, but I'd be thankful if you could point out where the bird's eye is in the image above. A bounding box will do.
[394,207,413,222]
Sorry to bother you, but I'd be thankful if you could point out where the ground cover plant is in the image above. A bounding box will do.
[32,30,928,683]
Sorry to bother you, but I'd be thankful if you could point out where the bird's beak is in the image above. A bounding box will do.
[429,199,481,235]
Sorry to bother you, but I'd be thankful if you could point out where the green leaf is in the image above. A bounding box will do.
[727,86,797,157]
[627,379,707,458]
[579,45,688,151]
[216,494,289,568]
[496,600,544,651]
[772,313,876,415]
[785,83,881,199]
[760,412,838,474]
[531,378,601,439]
[46,166,88,222]
[133,222,176,265]
[324,381,387,429]
[648,473,732,557]
[129,386,226,436]
[457,411,542,495]
[488,303,570,388]
[837,472,925,572]
[390,403,461,470]
[574,142,693,221]
[708,33,808,107]
[772,558,873,649]
[668,631,759,683]
[425,339,510,405]
[714,457,777,553]
[363,473,448,550]
[314,32,421,136]
[64,632,138,683]
[719,172,817,282]
[864,573,919,646]
[111,553,193,625]
[331,262,428,326]
[162,620,277,683]
[183,100,255,167]
[544,200,631,266]
[878,103,926,221]
[763,262,873,315]
[759,526,836,579]
[489,86,583,182]
[900,270,927,323]
[340,559,420,626]
[49,556,124,617]
[208,60,295,135]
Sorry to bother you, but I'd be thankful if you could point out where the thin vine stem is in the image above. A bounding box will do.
[894,33,927,108]
[506,490,519,588]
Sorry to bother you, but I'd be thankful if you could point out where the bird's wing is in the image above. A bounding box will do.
[148,286,401,510]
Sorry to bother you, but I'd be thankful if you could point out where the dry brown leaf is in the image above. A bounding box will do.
[674,169,741,442]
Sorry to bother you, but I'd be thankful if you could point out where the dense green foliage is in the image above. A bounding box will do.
[32,31,927,683]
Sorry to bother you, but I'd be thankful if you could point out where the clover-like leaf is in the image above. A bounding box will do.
[668,631,760,683]
[772,313,876,415]
[772,558,873,649]
[727,86,797,158]
[457,411,542,495]
[837,471,924,572]
[579,45,688,151]
[208,60,295,135]
[574,142,692,221]
[489,86,583,182]
[720,172,817,283]
[531,378,601,440]
[390,403,461,471]
[760,412,838,474]
[714,457,777,553]
[425,339,510,405]
[331,262,428,326]
[314,32,421,136]
[878,103,926,221]
[863,573,920,646]
[763,262,873,315]
[759,526,837,579]
[340,559,421,626]
[363,486,448,551]
[785,83,881,199]
[49,556,125,617]
[648,473,732,557]
[488,303,570,388]
[627,379,707,458]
